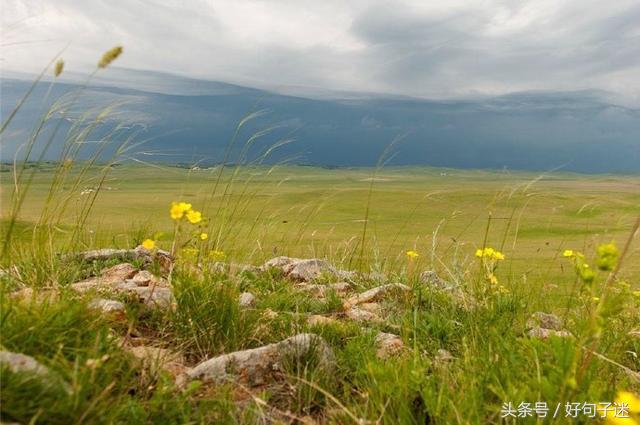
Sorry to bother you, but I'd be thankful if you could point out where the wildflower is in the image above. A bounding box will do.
[54,59,64,77]
[607,391,640,424]
[406,250,419,259]
[208,250,226,261]
[596,242,620,271]
[170,201,192,220]
[98,46,123,68]
[488,273,499,285]
[141,239,155,250]
[475,247,505,261]
[563,249,574,258]
[199,232,208,240]
[186,209,202,224]
[592,296,600,302]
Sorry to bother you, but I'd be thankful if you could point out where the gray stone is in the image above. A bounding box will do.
[345,306,381,322]
[344,283,411,308]
[527,327,572,340]
[238,292,256,308]
[526,312,563,331]
[0,351,70,393]
[88,298,126,313]
[375,332,404,358]
[185,333,334,386]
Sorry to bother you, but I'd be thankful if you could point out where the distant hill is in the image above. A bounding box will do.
[1,69,638,173]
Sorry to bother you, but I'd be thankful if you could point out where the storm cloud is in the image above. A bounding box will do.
[2,0,640,102]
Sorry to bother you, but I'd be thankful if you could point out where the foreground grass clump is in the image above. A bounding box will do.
[1,235,639,424]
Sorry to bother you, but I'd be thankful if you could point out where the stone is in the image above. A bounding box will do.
[344,283,411,309]
[345,306,381,322]
[128,346,186,377]
[239,292,256,308]
[88,298,126,313]
[284,259,333,281]
[0,351,70,393]
[629,329,640,339]
[526,312,563,331]
[307,315,339,326]
[261,256,301,270]
[359,302,382,314]
[375,332,404,358]
[435,349,454,363]
[297,282,352,297]
[185,334,334,387]
[527,327,572,340]
[419,271,454,290]
[71,263,138,292]
[131,270,155,286]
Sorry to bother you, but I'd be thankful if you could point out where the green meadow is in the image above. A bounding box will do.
[4,163,639,282]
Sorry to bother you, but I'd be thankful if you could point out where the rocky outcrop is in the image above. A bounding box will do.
[261,256,356,282]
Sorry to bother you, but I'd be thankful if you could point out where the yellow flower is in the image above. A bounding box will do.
[607,391,640,424]
[170,201,192,220]
[141,239,155,250]
[208,250,226,261]
[200,232,208,240]
[563,249,575,258]
[475,247,505,260]
[186,209,202,224]
[592,296,600,302]
[406,250,419,259]
[488,273,499,285]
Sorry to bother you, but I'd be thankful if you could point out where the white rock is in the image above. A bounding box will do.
[375,332,404,358]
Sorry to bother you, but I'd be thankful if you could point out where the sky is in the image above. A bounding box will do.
[2,0,640,102]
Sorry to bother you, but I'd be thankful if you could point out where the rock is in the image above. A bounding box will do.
[526,312,563,331]
[130,286,174,309]
[359,302,382,314]
[261,256,355,282]
[297,282,352,297]
[131,270,154,286]
[435,349,454,363]
[261,256,301,270]
[307,315,339,326]
[375,332,404,358]
[284,259,333,281]
[71,263,138,292]
[0,351,70,393]
[527,327,572,340]
[71,247,173,272]
[419,271,454,290]
[88,298,126,313]
[344,283,411,309]
[128,346,186,377]
[76,248,135,262]
[239,292,256,308]
[345,306,382,322]
[185,333,334,386]
[629,329,640,339]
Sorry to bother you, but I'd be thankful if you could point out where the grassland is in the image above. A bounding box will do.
[3,164,639,282]
[2,163,640,424]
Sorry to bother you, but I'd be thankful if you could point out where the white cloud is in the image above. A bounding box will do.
[2,0,640,101]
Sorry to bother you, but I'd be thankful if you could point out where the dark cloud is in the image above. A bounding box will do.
[2,0,640,103]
